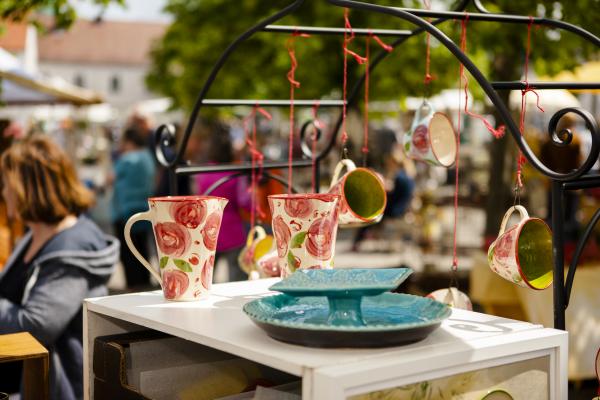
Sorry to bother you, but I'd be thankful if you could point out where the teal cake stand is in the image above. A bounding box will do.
[243,268,451,348]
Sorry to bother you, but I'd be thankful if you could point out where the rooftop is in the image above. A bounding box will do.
[38,19,167,65]
[0,22,27,52]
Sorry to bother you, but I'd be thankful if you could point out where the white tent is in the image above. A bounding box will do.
[0,47,103,106]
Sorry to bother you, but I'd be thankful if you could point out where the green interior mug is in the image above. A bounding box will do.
[328,159,386,228]
[487,205,553,290]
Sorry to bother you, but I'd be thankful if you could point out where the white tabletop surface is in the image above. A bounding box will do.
[85,278,547,376]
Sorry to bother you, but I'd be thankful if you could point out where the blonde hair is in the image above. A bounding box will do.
[1,135,94,223]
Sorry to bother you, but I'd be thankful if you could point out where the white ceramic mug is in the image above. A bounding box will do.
[328,159,386,228]
[403,100,457,167]
[268,193,340,277]
[124,195,228,301]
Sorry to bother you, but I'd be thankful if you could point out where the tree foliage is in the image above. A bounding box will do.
[0,0,124,30]
[147,0,600,112]
[147,0,600,235]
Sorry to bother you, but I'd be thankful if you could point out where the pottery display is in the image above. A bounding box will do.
[268,193,340,277]
[243,268,450,348]
[487,205,553,290]
[403,100,457,167]
[238,226,274,278]
[427,287,473,311]
[328,159,387,228]
[124,195,228,301]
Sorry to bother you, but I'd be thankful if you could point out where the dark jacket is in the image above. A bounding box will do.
[0,216,119,400]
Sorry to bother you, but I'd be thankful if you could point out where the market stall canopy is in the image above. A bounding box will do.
[509,88,580,111]
[545,61,600,94]
[0,47,103,105]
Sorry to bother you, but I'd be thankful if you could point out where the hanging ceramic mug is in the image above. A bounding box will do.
[403,100,457,167]
[238,226,274,278]
[427,287,472,310]
[124,196,228,301]
[268,193,340,277]
[256,250,281,278]
[487,205,553,290]
[328,159,386,228]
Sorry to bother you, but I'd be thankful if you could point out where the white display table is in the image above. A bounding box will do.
[84,278,568,399]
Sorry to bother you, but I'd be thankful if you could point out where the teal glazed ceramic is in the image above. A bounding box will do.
[269,268,413,326]
[243,293,451,348]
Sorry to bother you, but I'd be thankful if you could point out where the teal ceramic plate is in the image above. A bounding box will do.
[269,268,412,297]
[244,293,451,348]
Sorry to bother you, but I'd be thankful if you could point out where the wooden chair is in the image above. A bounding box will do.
[0,332,49,400]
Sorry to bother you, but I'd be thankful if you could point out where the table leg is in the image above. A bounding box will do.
[22,355,49,400]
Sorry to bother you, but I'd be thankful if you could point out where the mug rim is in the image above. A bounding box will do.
[148,195,228,202]
[429,112,457,167]
[514,217,553,290]
[268,193,340,201]
[339,168,387,222]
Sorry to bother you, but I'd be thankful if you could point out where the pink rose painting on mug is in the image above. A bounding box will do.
[269,194,339,277]
[148,197,227,300]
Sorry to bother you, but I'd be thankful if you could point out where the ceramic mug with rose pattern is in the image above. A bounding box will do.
[328,159,387,228]
[268,193,340,278]
[238,226,274,278]
[124,195,228,301]
[403,100,457,167]
[487,205,553,290]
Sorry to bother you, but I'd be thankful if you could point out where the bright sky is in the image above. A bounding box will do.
[72,0,171,23]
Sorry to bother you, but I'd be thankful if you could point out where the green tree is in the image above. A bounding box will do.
[148,0,599,234]
[1,0,124,30]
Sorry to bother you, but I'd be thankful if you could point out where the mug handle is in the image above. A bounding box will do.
[245,226,267,247]
[124,210,162,284]
[330,159,357,188]
[498,205,530,236]
[415,100,435,124]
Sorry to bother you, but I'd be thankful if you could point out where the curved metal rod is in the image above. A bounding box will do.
[472,0,491,14]
[155,0,306,169]
[564,206,600,307]
[203,171,298,196]
[308,1,468,162]
[325,0,600,182]
[299,119,324,159]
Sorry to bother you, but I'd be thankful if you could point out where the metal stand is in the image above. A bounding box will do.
[154,0,600,331]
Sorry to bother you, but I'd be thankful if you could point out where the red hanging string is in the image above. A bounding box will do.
[459,15,506,139]
[423,0,433,85]
[362,32,393,165]
[286,31,310,194]
[311,101,322,193]
[452,23,466,272]
[516,17,544,188]
[341,9,367,147]
[362,36,371,164]
[243,105,272,227]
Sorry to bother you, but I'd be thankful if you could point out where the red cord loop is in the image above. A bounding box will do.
[311,102,322,193]
[516,16,544,188]
[243,105,272,226]
[459,15,506,139]
[286,32,309,194]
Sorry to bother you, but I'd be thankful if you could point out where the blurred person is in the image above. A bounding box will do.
[0,135,119,400]
[196,123,250,282]
[110,128,156,289]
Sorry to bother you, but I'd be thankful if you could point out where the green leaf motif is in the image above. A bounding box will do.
[159,256,169,269]
[173,259,193,272]
[287,251,299,272]
[290,231,307,248]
